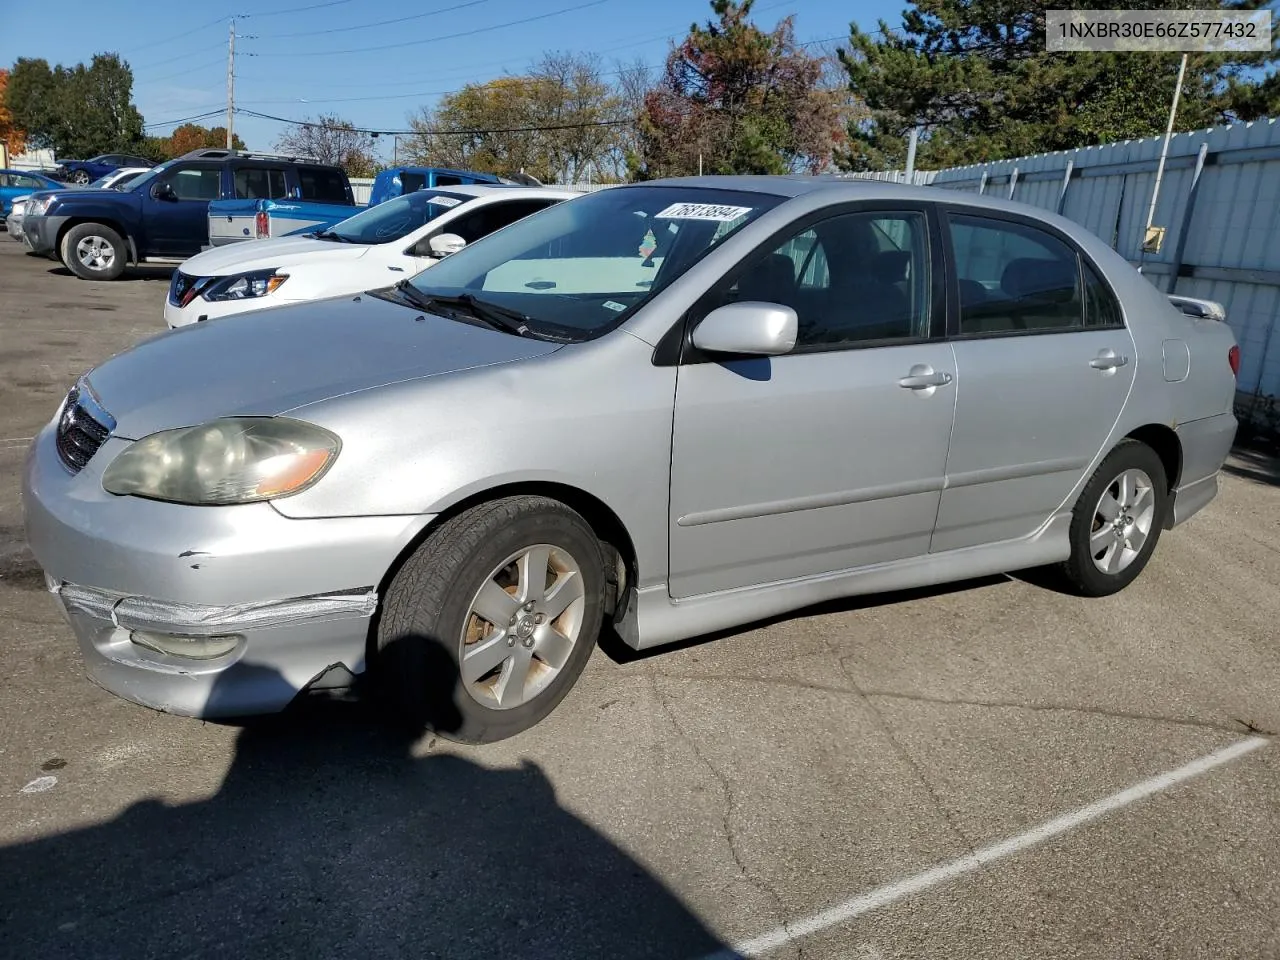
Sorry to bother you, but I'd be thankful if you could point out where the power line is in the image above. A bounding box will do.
[260,0,495,39]
[256,0,615,57]
[142,108,228,130]
[236,32,852,107]
[137,56,228,85]
[235,107,634,136]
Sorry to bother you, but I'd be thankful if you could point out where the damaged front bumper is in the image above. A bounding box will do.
[22,422,435,718]
[48,579,379,717]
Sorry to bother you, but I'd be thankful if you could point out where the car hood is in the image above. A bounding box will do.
[82,294,562,439]
[181,235,373,276]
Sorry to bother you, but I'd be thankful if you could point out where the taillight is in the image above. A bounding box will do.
[1229,345,1241,377]
[255,210,268,239]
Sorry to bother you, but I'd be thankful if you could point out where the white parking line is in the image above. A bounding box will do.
[702,735,1270,959]
[0,437,34,447]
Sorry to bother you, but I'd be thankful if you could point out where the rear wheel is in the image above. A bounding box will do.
[375,495,606,744]
[1056,439,1168,596]
[60,223,126,281]
[70,169,91,185]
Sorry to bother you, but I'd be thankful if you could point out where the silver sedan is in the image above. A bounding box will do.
[22,176,1241,742]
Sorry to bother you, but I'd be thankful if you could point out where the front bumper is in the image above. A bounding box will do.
[22,421,435,717]
[4,214,21,239]
[20,214,67,256]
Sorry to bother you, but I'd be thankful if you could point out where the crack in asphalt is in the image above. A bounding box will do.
[646,669,1277,738]
[646,671,791,933]
[828,644,978,858]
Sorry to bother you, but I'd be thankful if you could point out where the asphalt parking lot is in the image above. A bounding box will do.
[2,235,1279,959]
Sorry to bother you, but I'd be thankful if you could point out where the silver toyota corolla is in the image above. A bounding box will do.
[22,176,1241,743]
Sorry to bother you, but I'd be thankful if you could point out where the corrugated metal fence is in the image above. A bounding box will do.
[896,119,1280,423]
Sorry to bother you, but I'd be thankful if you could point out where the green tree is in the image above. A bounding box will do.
[5,53,144,158]
[838,0,1280,171]
[406,51,628,182]
[631,0,842,179]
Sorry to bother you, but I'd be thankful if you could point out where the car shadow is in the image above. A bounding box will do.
[46,264,176,282]
[0,636,736,960]
[1223,440,1280,487]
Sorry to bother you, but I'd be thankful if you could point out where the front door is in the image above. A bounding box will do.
[147,164,222,257]
[668,205,958,599]
[931,209,1138,553]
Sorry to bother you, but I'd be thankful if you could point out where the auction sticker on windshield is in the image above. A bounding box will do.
[654,202,752,221]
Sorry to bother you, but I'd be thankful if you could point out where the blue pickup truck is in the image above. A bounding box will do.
[205,165,506,246]
[19,148,353,280]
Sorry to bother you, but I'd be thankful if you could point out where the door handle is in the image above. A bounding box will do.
[1089,351,1129,370]
[899,370,953,389]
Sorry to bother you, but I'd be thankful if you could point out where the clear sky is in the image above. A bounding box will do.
[0,0,898,159]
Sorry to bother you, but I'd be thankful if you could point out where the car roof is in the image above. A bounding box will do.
[629,173,1092,226]
[426,184,584,201]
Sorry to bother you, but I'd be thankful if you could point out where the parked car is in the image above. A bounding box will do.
[22,176,1240,743]
[167,185,580,327]
[55,153,156,185]
[19,148,354,280]
[5,168,147,242]
[1,169,64,218]
[206,165,505,247]
[87,166,153,191]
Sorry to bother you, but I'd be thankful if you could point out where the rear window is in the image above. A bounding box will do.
[297,167,350,204]
[234,166,289,200]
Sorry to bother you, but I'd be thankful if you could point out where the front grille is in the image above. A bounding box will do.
[55,383,115,473]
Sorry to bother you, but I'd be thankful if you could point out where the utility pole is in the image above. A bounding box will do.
[904,125,920,183]
[1141,52,1188,258]
[226,20,236,149]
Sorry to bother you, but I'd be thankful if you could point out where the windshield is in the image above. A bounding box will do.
[327,189,474,244]
[406,185,785,340]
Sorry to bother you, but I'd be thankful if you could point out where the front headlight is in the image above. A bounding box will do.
[202,269,288,302]
[25,195,53,217]
[102,417,340,505]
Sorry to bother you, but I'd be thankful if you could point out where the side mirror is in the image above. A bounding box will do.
[691,301,798,356]
[153,182,177,202]
[428,233,466,257]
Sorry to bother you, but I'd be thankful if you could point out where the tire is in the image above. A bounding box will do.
[71,170,91,185]
[375,495,607,744]
[1055,439,1169,597]
[60,222,127,281]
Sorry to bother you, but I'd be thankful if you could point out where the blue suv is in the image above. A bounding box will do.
[21,148,353,281]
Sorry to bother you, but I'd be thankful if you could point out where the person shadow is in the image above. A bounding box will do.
[0,634,739,960]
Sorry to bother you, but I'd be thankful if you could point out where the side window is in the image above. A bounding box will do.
[12,175,42,189]
[948,214,1083,335]
[234,166,289,200]
[1083,260,1123,327]
[297,168,350,204]
[447,200,558,245]
[712,210,931,348]
[165,167,221,201]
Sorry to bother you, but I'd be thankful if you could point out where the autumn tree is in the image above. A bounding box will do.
[0,69,26,157]
[141,124,246,160]
[274,114,379,176]
[4,54,143,158]
[631,0,842,179]
[838,0,1280,171]
[405,51,630,182]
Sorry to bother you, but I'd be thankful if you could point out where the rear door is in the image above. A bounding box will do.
[931,207,1136,553]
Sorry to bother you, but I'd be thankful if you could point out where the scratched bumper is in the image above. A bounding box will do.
[21,421,434,718]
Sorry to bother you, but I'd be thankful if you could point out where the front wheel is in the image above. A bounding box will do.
[375,496,607,744]
[60,222,127,281]
[1056,439,1169,597]
[70,170,91,185]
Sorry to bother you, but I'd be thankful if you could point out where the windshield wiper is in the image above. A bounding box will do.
[312,229,354,243]
[391,284,534,337]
